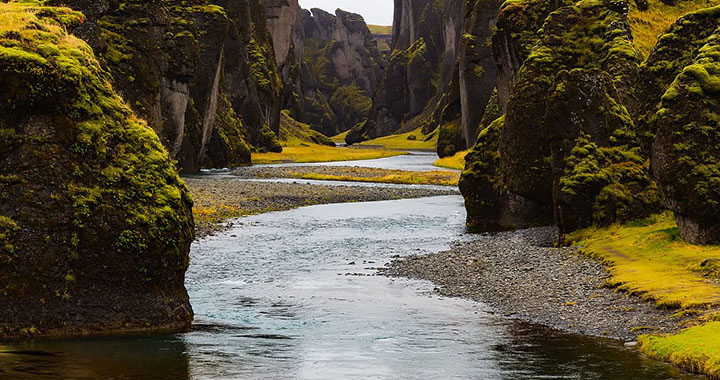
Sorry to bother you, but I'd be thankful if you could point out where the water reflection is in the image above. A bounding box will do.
[0,335,189,380]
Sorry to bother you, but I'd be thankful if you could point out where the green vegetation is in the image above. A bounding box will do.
[357,127,438,150]
[640,322,720,378]
[368,24,392,35]
[434,150,468,170]
[568,213,720,378]
[568,213,720,309]
[296,170,459,187]
[629,0,720,58]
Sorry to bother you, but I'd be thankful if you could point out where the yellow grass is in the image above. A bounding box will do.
[252,144,405,164]
[434,150,469,170]
[296,170,459,187]
[568,212,720,309]
[629,0,720,58]
[331,130,349,143]
[640,322,720,379]
[357,128,438,150]
[368,24,392,35]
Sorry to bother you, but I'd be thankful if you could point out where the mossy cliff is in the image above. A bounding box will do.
[47,0,283,173]
[460,0,720,241]
[651,9,720,244]
[0,2,194,339]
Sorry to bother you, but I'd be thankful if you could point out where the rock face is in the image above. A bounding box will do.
[266,6,384,137]
[651,7,720,244]
[461,0,662,233]
[0,3,194,339]
[50,0,283,173]
[300,8,384,136]
[266,0,306,117]
[350,0,466,144]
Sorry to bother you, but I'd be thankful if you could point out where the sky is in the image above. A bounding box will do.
[298,0,394,25]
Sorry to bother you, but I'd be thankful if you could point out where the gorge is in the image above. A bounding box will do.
[3,0,720,378]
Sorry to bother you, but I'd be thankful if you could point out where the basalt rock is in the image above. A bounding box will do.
[652,12,720,244]
[297,8,384,136]
[356,0,464,144]
[49,0,283,172]
[491,0,573,112]
[547,69,660,234]
[0,3,194,339]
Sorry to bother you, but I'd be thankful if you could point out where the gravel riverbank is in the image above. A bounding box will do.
[382,227,689,342]
[185,176,457,238]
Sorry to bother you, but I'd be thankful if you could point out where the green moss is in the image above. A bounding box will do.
[640,322,720,378]
[0,1,194,322]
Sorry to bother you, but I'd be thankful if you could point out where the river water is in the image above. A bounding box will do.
[0,155,698,379]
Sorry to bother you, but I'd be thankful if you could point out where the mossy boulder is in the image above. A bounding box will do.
[0,3,193,339]
[652,23,720,244]
[492,0,574,111]
[547,69,660,233]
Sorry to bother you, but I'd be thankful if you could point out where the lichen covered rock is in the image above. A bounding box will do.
[0,3,194,339]
[636,6,720,154]
[459,116,504,231]
[652,21,720,244]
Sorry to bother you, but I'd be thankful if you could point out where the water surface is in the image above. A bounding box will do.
[1,195,696,379]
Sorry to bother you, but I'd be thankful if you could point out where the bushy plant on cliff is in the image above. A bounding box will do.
[652,23,720,244]
[0,2,194,339]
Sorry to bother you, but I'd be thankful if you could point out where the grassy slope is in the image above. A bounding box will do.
[630,0,720,58]
[568,214,720,378]
[434,150,469,170]
[252,113,406,164]
[368,24,392,35]
[356,127,439,150]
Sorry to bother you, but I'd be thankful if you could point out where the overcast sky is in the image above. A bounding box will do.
[298,0,394,25]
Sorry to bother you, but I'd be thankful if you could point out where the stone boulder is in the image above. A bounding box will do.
[0,3,194,339]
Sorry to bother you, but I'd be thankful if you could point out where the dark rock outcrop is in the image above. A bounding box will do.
[547,69,660,233]
[651,7,720,244]
[0,3,194,339]
[49,0,283,173]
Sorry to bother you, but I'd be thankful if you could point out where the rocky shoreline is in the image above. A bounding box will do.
[185,176,458,238]
[382,227,689,342]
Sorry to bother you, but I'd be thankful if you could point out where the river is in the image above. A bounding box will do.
[0,155,696,379]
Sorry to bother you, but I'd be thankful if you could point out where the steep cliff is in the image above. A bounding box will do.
[354,0,464,144]
[651,6,720,244]
[294,8,384,136]
[461,0,661,232]
[0,2,194,339]
[49,0,283,173]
